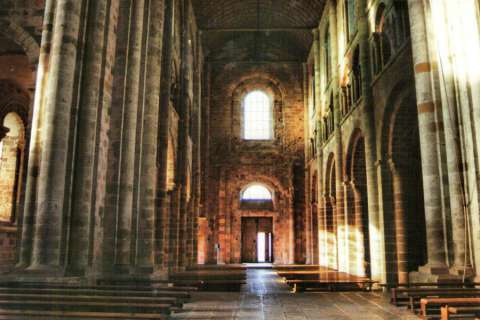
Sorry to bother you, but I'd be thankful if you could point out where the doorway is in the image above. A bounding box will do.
[241,217,273,263]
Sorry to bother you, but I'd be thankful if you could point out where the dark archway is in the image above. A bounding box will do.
[345,130,371,277]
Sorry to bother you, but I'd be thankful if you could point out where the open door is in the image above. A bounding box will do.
[241,217,273,263]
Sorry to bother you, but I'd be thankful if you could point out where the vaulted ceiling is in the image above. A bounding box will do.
[191,0,326,62]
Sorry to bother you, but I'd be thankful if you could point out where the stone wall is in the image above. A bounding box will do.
[204,62,305,264]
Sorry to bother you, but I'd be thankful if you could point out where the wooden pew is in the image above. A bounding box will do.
[0,299,172,317]
[407,290,480,311]
[0,286,191,300]
[420,297,480,319]
[441,306,480,320]
[286,279,377,293]
[0,280,193,319]
[0,309,169,319]
[390,283,480,306]
[169,270,247,291]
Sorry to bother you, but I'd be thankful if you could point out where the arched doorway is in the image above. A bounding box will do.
[346,132,371,277]
[387,96,427,283]
[324,155,337,269]
[240,184,274,263]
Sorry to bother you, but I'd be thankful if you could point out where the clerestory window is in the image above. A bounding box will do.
[243,91,273,140]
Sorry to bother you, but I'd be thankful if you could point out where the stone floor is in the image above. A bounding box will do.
[172,268,419,319]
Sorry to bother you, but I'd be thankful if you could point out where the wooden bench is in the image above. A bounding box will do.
[0,309,169,319]
[408,290,480,311]
[420,297,480,319]
[0,286,191,300]
[441,306,480,320]
[286,279,378,293]
[0,282,191,319]
[0,299,172,314]
[390,283,480,306]
[170,270,247,291]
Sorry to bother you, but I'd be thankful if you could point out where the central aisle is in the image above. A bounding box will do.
[172,267,418,320]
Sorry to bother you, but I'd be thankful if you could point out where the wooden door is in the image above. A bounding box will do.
[241,217,274,263]
[241,218,258,262]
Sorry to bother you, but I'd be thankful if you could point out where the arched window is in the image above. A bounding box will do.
[0,112,25,223]
[373,3,392,74]
[324,25,332,83]
[345,0,357,41]
[243,91,273,140]
[241,184,272,201]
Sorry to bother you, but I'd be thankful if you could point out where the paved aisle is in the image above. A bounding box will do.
[172,267,418,319]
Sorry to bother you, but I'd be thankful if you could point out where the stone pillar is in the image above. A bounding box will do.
[358,0,384,282]
[408,0,447,269]
[18,0,54,269]
[176,0,192,269]
[201,62,212,263]
[29,0,86,272]
[433,24,470,274]
[68,0,118,275]
[352,183,366,277]
[189,36,202,266]
[155,0,175,274]
[135,0,166,271]
[388,159,408,284]
[302,63,312,263]
[115,0,146,268]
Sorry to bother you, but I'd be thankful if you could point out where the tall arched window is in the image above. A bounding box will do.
[373,3,392,74]
[243,91,273,140]
[0,112,25,223]
[324,25,332,83]
[345,0,357,41]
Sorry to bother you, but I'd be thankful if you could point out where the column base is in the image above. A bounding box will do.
[409,263,464,283]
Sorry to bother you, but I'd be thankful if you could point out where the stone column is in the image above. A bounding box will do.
[114,0,146,268]
[388,159,408,284]
[68,0,118,274]
[176,0,192,269]
[358,0,384,282]
[18,0,55,269]
[29,0,86,271]
[302,63,312,263]
[433,24,470,273]
[155,0,175,274]
[135,0,166,271]
[201,62,212,263]
[408,0,447,269]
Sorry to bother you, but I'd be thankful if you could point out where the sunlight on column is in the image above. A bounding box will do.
[431,0,480,83]
[368,224,382,280]
[338,225,348,272]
